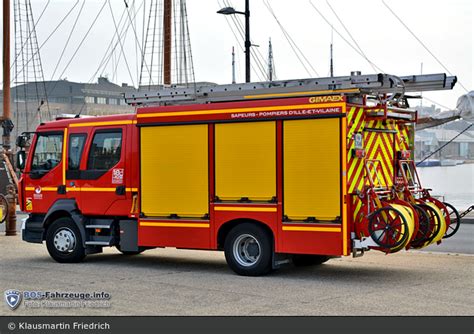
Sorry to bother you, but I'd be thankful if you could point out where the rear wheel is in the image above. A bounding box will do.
[292,255,330,267]
[224,223,273,276]
[46,217,86,263]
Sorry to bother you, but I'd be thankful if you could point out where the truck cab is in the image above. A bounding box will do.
[20,114,140,261]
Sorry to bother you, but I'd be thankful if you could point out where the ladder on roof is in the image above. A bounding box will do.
[124,73,457,106]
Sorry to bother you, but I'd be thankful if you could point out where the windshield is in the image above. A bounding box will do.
[31,133,63,171]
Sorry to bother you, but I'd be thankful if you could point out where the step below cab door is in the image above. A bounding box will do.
[78,126,131,216]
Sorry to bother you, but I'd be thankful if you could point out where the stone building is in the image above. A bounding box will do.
[0,77,136,138]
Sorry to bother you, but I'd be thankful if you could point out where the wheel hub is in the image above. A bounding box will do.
[233,234,261,267]
[53,228,76,253]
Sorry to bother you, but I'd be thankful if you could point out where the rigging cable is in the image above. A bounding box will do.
[264,0,319,77]
[417,123,473,165]
[325,0,379,73]
[11,0,80,85]
[88,3,130,83]
[10,0,50,72]
[382,0,469,93]
[308,0,384,73]
[224,5,267,80]
[422,96,451,111]
[123,0,152,86]
[225,0,268,80]
[49,0,86,81]
[47,0,108,96]
[217,0,264,82]
[107,0,136,87]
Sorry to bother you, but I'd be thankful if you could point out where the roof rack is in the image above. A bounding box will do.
[124,73,457,106]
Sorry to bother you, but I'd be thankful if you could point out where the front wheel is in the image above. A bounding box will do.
[46,217,86,263]
[224,223,273,276]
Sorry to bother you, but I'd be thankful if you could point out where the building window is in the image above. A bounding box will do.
[85,96,95,104]
[119,99,127,106]
[97,97,107,105]
[108,98,117,105]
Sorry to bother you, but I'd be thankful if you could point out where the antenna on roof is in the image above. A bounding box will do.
[232,47,236,84]
[330,26,334,77]
[268,38,274,82]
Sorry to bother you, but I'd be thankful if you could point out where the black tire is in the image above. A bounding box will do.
[368,207,409,250]
[420,204,442,244]
[411,204,432,245]
[443,202,461,239]
[46,217,86,263]
[292,254,330,267]
[224,223,273,276]
[115,245,145,255]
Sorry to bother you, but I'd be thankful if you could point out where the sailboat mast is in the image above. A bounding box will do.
[3,0,11,124]
[163,0,172,85]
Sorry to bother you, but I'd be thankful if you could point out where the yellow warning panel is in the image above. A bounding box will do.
[216,121,276,201]
[141,125,208,217]
[284,118,341,220]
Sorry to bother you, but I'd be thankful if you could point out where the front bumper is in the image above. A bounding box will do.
[22,214,45,243]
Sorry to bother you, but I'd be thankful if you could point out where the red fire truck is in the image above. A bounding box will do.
[18,73,461,276]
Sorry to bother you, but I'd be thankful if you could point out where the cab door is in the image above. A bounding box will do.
[65,128,89,208]
[23,130,66,214]
[79,126,130,216]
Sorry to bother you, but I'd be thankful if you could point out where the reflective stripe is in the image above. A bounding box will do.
[282,226,341,232]
[25,187,56,191]
[214,206,277,212]
[140,222,210,228]
[69,120,136,128]
[138,103,345,118]
[25,187,137,192]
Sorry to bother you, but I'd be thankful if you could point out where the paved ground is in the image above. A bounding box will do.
[422,223,474,254]
[0,228,473,316]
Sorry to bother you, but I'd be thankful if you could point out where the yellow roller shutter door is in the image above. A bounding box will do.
[215,121,276,201]
[284,118,341,221]
[140,124,208,217]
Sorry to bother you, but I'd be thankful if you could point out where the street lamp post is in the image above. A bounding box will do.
[217,0,251,83]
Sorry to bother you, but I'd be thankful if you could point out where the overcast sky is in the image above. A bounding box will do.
[1,0,472,110]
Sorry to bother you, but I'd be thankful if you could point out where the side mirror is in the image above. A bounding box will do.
[16,150,26,170]
[16,135,28,148]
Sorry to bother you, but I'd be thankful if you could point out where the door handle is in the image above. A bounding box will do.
[57,185,67,194]
[115,185,126,195]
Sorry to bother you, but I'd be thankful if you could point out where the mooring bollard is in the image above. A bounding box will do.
[5,184,17,236]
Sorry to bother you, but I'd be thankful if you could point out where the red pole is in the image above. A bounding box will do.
[3,0,11,121]
[163,0,172,85]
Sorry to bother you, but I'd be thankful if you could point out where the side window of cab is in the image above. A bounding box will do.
[30,132,63,178]
[87,130,122,171]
